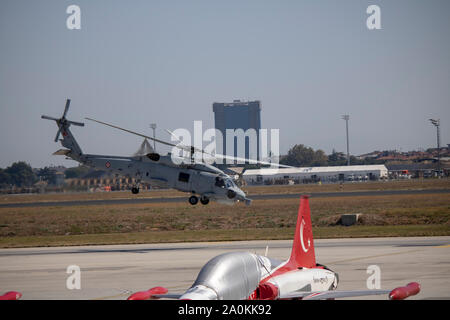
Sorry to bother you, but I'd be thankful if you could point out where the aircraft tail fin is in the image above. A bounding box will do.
[288,195,316,268]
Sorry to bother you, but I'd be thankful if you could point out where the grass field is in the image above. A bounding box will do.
[0,179,449,248]
[2,225,448,248]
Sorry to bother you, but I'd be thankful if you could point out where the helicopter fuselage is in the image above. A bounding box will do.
[81,153,247,205]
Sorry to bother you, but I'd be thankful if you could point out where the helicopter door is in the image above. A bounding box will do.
[190,171,208,195]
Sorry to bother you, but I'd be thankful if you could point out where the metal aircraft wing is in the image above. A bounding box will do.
[280,290,389,300]
[279,282,420,300]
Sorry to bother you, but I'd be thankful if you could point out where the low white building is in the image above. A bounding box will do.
[243,165,388,184]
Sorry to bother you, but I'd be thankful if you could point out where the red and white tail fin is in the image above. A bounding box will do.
[288,195,316,268]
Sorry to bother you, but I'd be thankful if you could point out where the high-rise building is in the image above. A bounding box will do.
[213,100,261,163]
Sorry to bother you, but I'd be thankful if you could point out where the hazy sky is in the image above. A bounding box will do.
[1,0,449,168]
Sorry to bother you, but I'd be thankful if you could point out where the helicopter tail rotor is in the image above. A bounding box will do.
[41,99,85,142]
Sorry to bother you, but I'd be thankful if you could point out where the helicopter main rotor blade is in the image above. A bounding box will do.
[41,115,59,121]
[166,129,293,168]
[54,127,62,142]
[85,117,179,149]
[63,99,71,118]
[212,153,293,168]
[86,117,292,168]
[165,129,182,144]
[67,120,85,127]
[166,129,292,167]
[165,129,205,154]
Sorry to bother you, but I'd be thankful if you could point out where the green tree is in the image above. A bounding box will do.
[327,149,347,166]
[0,168,11,187]
[281,144,328,167]
[5,162,36,187]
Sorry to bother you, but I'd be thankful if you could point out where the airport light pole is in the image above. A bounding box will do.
[150,123,157,152]
[342,115,350,166]
[429,119,440,176]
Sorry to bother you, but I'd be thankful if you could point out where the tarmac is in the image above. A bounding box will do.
[0,236,449,300]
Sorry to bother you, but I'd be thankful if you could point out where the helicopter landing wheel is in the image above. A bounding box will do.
[200,196,209,205]
[131,187,140,194]
[188,195,199,205]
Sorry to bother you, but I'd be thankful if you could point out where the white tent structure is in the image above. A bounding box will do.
[242,165,388,185]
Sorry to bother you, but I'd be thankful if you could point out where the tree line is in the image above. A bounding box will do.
[0,162,91,188]
[0,162,37,188]
[279,144,384,167]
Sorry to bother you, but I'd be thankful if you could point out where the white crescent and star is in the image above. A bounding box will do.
[299,218,311,253]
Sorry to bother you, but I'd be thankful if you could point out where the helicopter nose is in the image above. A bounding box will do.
[238,190,251,205]
[234,189,246,200]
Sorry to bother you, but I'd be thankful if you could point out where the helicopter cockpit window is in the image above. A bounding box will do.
[215,177,225,188]
[225,179,233,188]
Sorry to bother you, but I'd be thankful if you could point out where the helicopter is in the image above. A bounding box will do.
[42,99,289,206]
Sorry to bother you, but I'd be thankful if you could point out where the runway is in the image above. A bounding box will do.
[0,237,449,300]
[1,188,449,208]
